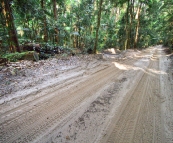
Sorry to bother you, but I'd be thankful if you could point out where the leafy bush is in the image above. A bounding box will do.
[2,52,31,62]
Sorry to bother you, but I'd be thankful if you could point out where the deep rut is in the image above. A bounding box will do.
[100,49,164,143]
[0,59,135,143]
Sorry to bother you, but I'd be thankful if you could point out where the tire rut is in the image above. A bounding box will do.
[100,50,164,143]
[0,59,135,143]
[0,64,109,122]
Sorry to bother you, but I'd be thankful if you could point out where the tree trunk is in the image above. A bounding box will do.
[41,0,48,42]
[134,3,142,49]
[53,0,59,44]
[124,0,130,50]
[1,0,21,52]
[129,0,134,48]
[77,15,80,49]
[93,0,103,54]
[53,0,57,19]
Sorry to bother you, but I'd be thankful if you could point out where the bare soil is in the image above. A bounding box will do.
[0,45,173,143]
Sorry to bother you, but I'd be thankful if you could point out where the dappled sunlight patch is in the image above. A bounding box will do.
[112,61,167,76]
[133,52,155,60]
[150,57,157,61]
[112,62,144,71]
[113,62,128,70]
[134,55,144,58]
[148,68,166,75]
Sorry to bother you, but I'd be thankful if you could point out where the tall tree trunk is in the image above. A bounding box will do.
[124,0,130,50]
[1,0,20,52]
[53,0,59,44]
[134,3,142,49]
[76,14,80,49]
[41,0,48,42]
[127,0,135,48]
[93,0,103,54]
[53,0,57,19]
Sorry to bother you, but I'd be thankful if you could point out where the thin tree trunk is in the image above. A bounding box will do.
[129,0,135,48]
[124,0,130,50]
[53,0,59,44]
[93,0,103,54]
[53,0,57,19]
[134,3,142,49]
[1,0,20,52]
[77,15,80,49]
[41,0,48,42]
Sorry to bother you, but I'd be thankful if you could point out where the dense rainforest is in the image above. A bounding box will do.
[0,0,173,61]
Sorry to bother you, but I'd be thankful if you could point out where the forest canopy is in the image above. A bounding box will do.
[0,0,173,57]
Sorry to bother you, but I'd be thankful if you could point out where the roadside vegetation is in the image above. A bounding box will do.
[0,0,173,63]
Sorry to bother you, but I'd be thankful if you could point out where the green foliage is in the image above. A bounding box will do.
[2,52,31,62]
[158,0,173,49]
[1,0,173,58]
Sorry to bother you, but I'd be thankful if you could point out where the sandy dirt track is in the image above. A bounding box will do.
[0,45,173,143]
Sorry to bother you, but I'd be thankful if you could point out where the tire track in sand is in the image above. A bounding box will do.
[0,59,135,143]
[100,50,164,143]
[0,64,109,123]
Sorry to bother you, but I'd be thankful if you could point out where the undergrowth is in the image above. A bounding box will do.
[2,52,33,62]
